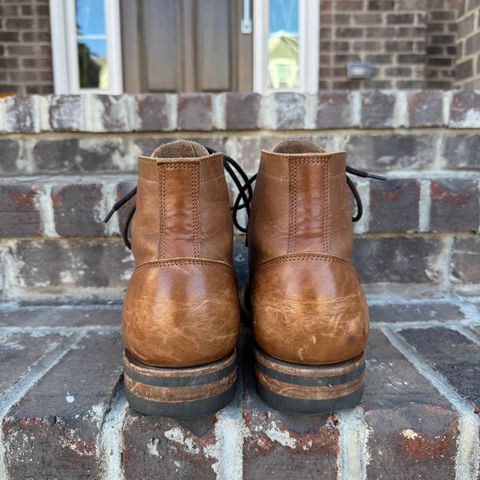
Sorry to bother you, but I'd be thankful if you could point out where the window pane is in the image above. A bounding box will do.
[76,0,106,36]
[268,0,300,89]
[78,39,109,89]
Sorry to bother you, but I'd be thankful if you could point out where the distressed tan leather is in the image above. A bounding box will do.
[122,141,240,368]
[248,140,369,365]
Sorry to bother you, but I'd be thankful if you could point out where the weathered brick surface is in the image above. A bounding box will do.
[450,236,480,285]
[0,331,62,391]
[272,93,306,129]
[369,301,466,323]
[31,137,132,173]
[0,92,478,135]
[0,138,20,174]
[11,239,133,290]
[94,95,131,132]
[178,94,212,131]
[316,92,356,128]
[3,332,122,480]
[0,304,120,327]
[430,179,479,232]
[449,91,480,128]
[0,183,41,237]
[442,133,480,170]
[361,92,396,128]
[353,236,444,284]
[123,412,217,479]
[407,90,444,126]
[0,92,478,298]
[3,233,477,296]
[400,327,480,405]
[364,330,458,479]
[225,93,261,130]
[135,94,170,131]
[48,95,83,131]
[346,134,435,170]
[51,183,105,237]
[4,95,36,132]
[0,301,479,478]
[369,179,420,232]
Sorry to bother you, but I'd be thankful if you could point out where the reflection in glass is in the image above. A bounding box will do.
[78,39,108,89]
[76,0,106,36]
[268,0,300,89]
[75,0,108,90]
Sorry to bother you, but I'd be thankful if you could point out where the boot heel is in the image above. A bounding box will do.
[254,346,365,414]
[123,349,237,417]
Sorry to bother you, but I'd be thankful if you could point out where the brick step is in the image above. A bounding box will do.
[0,130,478,176]
[0,296,479,479]
[1,171,479,299]
[1,173,479,239]
[1,91,479,135]
[1,235,479,300]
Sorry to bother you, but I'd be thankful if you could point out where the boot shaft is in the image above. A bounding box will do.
[131,143,233,266]
[249,143,353,264]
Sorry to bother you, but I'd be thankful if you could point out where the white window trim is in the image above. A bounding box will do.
[253,0,319,94]
[49,0,123,94]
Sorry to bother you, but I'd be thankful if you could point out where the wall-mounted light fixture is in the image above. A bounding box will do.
[346,61,374,79]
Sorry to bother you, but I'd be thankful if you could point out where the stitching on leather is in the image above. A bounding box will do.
[191,164,200,258]
[158,165,165,258]
[323,161,329,254]
[257,254,354,271]
[263,152,334,163]
[290,157,332,164]
[288,160,297,253]
[132,258,233,278]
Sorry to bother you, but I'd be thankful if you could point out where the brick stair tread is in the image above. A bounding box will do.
[0,296,479,479]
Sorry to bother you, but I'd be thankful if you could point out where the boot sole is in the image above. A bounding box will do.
[123,349,237,417]
[254,346,365,414]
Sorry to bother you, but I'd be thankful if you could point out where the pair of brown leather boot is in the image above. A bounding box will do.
[106,139,382,417]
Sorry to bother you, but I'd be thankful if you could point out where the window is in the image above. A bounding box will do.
[49,0,123,94]
[253,0,319,93]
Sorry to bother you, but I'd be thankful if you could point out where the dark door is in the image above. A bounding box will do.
[121,0,253,92]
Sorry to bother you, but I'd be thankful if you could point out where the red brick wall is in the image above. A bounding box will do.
[319,0,461,89]
[425,0,458,89]
[456,0,480,88]
[319,0,428,89]
[0,0,53,95]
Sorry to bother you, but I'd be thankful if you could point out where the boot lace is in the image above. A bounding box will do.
[104,147,254,249]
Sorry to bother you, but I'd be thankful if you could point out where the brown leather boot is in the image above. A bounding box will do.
[116,140,240,417]
[248,140,380,414]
